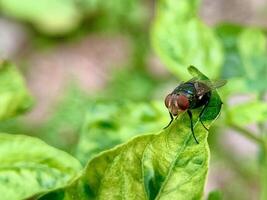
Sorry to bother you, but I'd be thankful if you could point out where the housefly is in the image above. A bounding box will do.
[164,78,226,144]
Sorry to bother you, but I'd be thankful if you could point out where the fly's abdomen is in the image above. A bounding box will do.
[191,92,211,109]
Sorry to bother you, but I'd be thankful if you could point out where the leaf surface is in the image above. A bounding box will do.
[0,133,82,200]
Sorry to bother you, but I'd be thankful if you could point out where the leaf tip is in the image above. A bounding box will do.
[188,65,200,76]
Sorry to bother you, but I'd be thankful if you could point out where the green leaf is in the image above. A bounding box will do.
[0,0,81,35]
[36,175,90,200]
[0,0,148,35]
[226,100,267,125]
[75,101,168,165]
[0,133,82,200]
[215,24,245,78]
[39,66,223,200]
[0,61,33,120]
[237,28,267,92]
[152,0,223,79]
[207,190,223,200]
[80,0,148,30]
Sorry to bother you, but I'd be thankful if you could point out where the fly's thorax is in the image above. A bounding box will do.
[173,82,196,94]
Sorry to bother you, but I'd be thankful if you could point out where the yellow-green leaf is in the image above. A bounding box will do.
[0,61,33,120]
[0,133,82,200]
[0,0,81,35]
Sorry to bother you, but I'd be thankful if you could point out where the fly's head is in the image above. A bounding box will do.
[164,93,189,116]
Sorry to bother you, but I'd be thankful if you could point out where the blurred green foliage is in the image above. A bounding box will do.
[152,0,223,79]
[238,29,267,92]
[0,0,148,35]
[39,85,90,150]
[105,69,159,101]
[75,101,167,165]
[215,24,245,78]
[0,0,266,199]
[0,61,33,120]
[0,0,81,35]
[226,99,267,125]
[78,0,148,31]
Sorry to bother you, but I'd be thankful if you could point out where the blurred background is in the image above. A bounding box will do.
[0,0,267,199]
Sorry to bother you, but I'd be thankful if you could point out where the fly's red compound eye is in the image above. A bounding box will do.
[177,95,189,110]
[164,94,172,108]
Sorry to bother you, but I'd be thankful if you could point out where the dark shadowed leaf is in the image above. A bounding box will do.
[207,190,223,200]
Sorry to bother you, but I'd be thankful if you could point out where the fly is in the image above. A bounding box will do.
[164,78,226,144]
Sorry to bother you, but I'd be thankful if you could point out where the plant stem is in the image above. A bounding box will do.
[228,121,267,199]
[228,123,264,146]
[260,140,267,200]
[258,91,267,200]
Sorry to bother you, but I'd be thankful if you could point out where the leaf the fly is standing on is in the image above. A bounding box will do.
[0,61,33,120]
[39,66,223,200]
[0,133,82,200]
[152,0,223,79]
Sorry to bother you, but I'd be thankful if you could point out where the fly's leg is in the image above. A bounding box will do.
[199,102,209,131]
[164,112,174,129]
[187,110,199,144]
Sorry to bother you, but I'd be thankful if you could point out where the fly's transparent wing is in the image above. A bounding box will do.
[200,79,227,89]
[186,77,198,83]
[194,79,227,96]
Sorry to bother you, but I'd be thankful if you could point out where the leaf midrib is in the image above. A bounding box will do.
[154,118,200,200]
